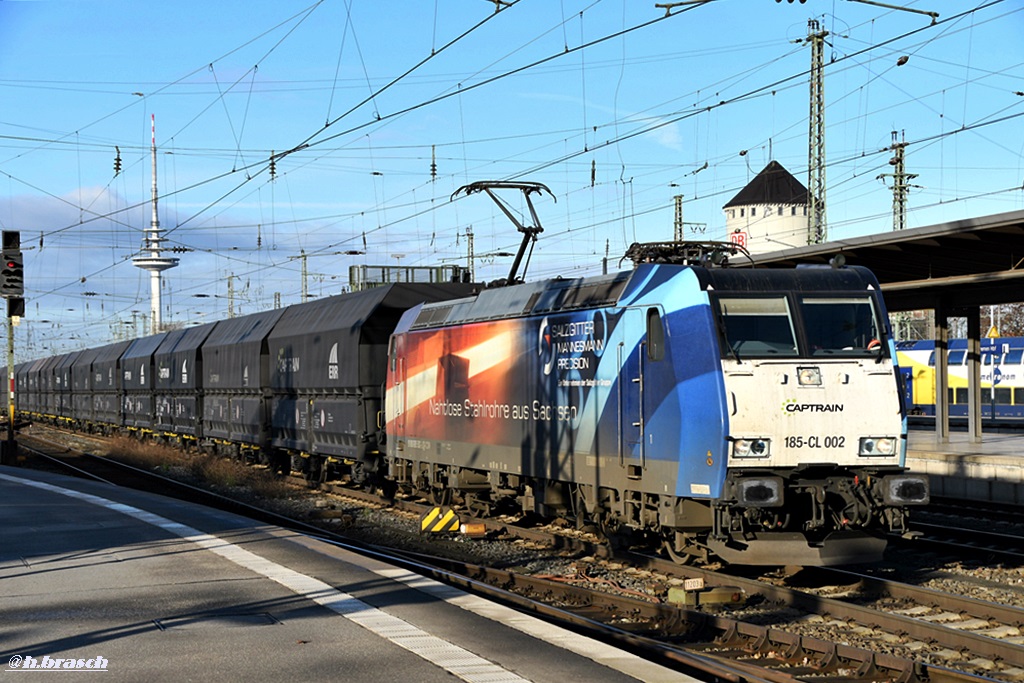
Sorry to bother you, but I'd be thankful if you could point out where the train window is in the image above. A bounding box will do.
[1015,388,1024,405]
[647,308,664,361]
[948,388,968,404]
[981,388,1013,405]
[798,295,882,357]
[713,296,798,358]
[947,350,966,365]
[1005,349,1024,365]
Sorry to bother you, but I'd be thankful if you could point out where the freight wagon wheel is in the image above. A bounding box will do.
[430,487,452,507]
[464,492,492,517]
[379,478,398,503]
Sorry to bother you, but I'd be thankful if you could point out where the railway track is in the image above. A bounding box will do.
[904,498,1024,561]
[11,427,1023,682]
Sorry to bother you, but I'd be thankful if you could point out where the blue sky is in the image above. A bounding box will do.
[1,0,1022,355]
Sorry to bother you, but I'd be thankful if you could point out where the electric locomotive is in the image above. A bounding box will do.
[385,241,929,565]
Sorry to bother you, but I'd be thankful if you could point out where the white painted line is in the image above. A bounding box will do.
[0,474,528,683]
[373,567,699,683]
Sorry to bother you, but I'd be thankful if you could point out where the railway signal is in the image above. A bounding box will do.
[1,230,22,464]
[0,252,24,298]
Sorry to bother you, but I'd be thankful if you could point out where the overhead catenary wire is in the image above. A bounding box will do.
[6,0,1021,352]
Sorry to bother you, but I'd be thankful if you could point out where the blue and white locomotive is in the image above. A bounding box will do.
[386,241,929,565]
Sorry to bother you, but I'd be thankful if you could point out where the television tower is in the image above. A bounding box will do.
[132,114,179,335]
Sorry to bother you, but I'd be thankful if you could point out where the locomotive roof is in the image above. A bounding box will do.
[408,264,881,329]
[409,271,632,329]
[694,264,882,293]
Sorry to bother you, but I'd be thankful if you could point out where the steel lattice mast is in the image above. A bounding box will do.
[807,18,828,244]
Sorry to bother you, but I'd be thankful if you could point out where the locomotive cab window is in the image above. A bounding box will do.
[714,296,798,357]
[799,295,884,357]
[647,308,664,361]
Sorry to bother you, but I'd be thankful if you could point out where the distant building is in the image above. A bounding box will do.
[723,161,809,255]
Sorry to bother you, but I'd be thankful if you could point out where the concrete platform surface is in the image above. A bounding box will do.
[907,430,1024,504]
[0,466,698,683]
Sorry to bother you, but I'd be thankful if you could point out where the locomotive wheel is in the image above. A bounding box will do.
[662,540,695,565]
[594,511,617,540]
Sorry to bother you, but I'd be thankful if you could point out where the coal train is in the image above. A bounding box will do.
[8,242,929,566]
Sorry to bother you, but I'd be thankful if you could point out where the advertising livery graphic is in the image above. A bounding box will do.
[399,308,623,452]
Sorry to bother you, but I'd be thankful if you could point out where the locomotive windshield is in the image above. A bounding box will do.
[714,293,884,359]
[715,296,798,357]
[799,296,882,357]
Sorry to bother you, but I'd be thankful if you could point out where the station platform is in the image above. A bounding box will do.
[907,430,1024,504]
[0,466,696,683]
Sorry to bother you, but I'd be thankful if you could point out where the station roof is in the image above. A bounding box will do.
[739,209,1024,313]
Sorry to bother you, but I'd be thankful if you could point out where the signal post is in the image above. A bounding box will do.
[1,230,24,464]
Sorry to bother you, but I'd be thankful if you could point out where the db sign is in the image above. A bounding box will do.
[728,231,748,249]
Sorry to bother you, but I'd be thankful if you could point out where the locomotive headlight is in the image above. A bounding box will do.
[877,474,930,505]
[859,436,897,456]
[732,438,771,458]
[736,477,784,507]
[797,366,822,386]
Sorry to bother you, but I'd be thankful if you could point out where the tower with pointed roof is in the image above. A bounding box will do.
[723,161,809,254]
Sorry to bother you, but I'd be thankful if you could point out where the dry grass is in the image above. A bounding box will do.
[107,436,291,500]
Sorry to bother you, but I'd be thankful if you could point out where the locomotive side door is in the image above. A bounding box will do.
[616,308,647,477]
[386,334,406,446]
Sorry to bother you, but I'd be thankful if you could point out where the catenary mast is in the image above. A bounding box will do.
[132,114,179,335]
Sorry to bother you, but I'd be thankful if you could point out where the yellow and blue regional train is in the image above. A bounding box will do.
[896,338,1024,419]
